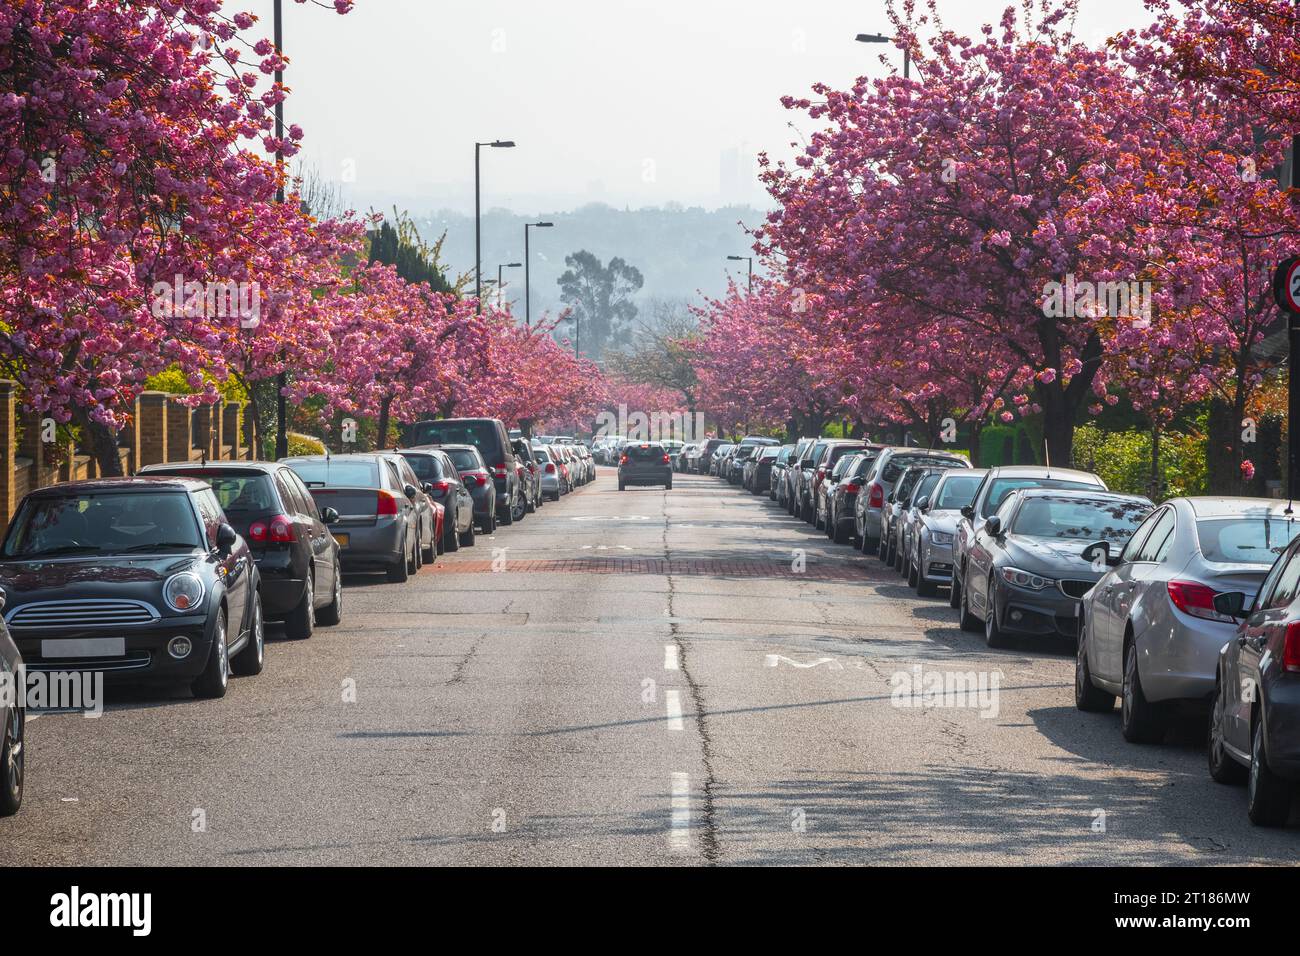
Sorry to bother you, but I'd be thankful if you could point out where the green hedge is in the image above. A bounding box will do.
[1072,424,1207,500]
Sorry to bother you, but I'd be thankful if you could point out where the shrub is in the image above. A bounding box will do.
[1072,424,1207,500]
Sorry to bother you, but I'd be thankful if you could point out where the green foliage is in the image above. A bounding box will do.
[144,366,246,402]
[368,208,455,293]
[1072,424,1207,500]
[287,432,326,456]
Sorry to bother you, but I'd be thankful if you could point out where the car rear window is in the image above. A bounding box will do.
[285,460,380,488]
[149,469,277,514]
[1197,516,1300,564]
[408,420,497,451]
[626,444,664,460]
[400,454,443,482]
[446,448,485,471]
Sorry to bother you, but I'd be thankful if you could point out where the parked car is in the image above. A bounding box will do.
[879,464,952,566]
[0,477,264,698]
[1205,530,1300,825]
[825,453,878,544]
[804,441,871,525]
[727,443,760,484]
[815,451,865,533]
[893,468,954,574]
[397,448,477,550]
[533,445,566,500]
[139,461,344,639]
[959,488,1152,648]
[768,444,794,502]
[511,438,543,517]
[856,448,970,555]
[283,454,423,582]
[1076,498,1300,745]
[620,442,673,490]
[950,464,1106,611]
[0,616,22,816]
[380,451,442,563]
[406,418,519,527]
[779,438,816,511]
[903,469,987,597]
[424,444,498,532]
[709,443,734,476]
[746,446,781,494]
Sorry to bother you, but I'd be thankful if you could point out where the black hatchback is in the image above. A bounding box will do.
[619,443,673,490]
[0,478,265,699]
[139,462,344,639]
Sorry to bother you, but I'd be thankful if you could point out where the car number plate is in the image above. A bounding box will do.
[41,638,126,659]
[332,533,349,548]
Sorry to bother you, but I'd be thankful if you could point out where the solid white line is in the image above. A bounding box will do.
[664,645,679,670]
[670,772,690,850]
[665,690,684,730]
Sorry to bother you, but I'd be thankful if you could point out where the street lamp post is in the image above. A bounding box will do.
[524,221,554,329]
[498,261,522,310]
[855,32,910,79]
[475,140,515,311]
[273,0,287,460]
[727,255,753,294]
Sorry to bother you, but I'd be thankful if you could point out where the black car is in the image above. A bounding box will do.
[139,462,343,639]
[0,614,22,816]
[619,442,673,490]
[398,449,477,550]
[0,477,264,699]
[406,418,519,527]
[824,453,872,545]
[418,443,497,534]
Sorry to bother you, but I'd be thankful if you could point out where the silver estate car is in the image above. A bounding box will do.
[903,469,988,596]
[1075,497,1300,743]
[857,448,970,556]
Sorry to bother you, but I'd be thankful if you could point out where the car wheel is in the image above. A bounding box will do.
[832,516,848,545]
[958,579,981,632]
[423,525,437,563]
[445,518,460,552]
[525,492,537,514]
[984,584,1012,648]
[666,480,673,490]
[1074,617,1115,712]
[618,481,626,491]
[285,573,316,639]
[387,540,410,583]
[500,497,514,526]
[0,706,24,816]
[317,561,343,626]
[949,568,963,609]
[231,591,265,677]
[1120,639,1166,743]
[907,556,918,588]
[192,607,230,699]
[1247,716,1293,826]
[407,536,420,574]
[511,493,526,523]
[1208,674,1246,784]
[460,520,476,547]
[916,573,937,598]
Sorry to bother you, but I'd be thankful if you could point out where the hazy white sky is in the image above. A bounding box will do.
[244,0,1152,215]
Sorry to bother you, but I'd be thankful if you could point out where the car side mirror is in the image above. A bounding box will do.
[984,516,1002,535]
[403,483,419,499]
[961,505,973,519]
[1213,591,1248,621]
[320,507,339,525]
[422,482,435,496]
[216,522,238,553]
[1081,541,1119,568]
[915,495,930,511]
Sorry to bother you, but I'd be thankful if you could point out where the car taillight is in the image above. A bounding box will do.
[868,483,884,508]
[545,463,556,474]
[1167,580,1233,623]
[461,471,489,487]
[1285,622,1300,673]
[620,455,628,464]
[493,463,508,479]
[377,490,399,516]
[843,483,861,494]
[663,454,671,463]
[247,515,295,544]
[431,480,450,493]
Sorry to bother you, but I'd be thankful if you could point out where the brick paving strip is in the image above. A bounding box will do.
[426,557,877,580]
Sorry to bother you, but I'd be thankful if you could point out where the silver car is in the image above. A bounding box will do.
[856,448,970,554]
[1075,497,1300,743]
[532,445,565,500]
[903,469,988,596]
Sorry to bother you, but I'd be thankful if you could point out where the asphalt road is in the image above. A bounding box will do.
[3,466,1298,865]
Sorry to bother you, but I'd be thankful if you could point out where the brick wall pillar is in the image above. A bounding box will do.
[138,392,168,466]
[119,394,142,474]
[222,401,242,460]
[166,397,192,462]
[0,381,16,520]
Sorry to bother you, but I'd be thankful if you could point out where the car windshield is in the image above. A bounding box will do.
[912,472,943,504]
[3,491,203,557]
[935,473,983,510]
[1197,516,1300,563]
[981,477,1099,517]
[400,454,443,481]
[285,460,379,488]
[1010,496,1150,542]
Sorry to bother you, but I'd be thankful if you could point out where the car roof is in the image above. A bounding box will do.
[1184,496,1300,518]
[410,443,477,452]
[282,453,382,463]
[1012,487,1149,503]
[141,460,283,474]
[28,476,210,496]
[988,465,1101,481]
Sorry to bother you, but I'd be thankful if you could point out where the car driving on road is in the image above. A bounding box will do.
[620,442,673,490]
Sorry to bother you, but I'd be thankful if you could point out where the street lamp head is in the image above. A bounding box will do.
[491,140,515,148]
[856,32,890,43]
[534,221,554,228]
[506,262,522,268]
[727,255,749,261]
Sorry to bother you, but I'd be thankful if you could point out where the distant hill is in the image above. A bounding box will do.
[413,202,769,324]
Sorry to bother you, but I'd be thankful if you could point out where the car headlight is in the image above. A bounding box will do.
[163,572,206,612]
[930,531,953,546]
[1000,567,1054,590]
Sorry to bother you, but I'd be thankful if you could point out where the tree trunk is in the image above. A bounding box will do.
[377,394,394,450]
[968,421,982,467]
[78,414,124,477]
[1149,422,1162,501]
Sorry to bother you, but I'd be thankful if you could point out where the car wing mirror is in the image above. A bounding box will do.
[1213,591,1248,621]
[320,506,340,525]
[403,483,420,499]
[1081,540,1118,569]
[915,495,930,511]
[216,522,238,553]
[422,482,435,496]
[984,516,1001,535]
[960,505,974,519]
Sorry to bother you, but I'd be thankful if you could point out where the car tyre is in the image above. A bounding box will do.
[949,569,963,609]
[285,573,316,639]
[317,561,343,626]
[958,580,981,632]
[1120,640,1166,743]
[0,706,24,816]
[1074,618,1115,712]
[387,542,410,583]
[444,519,459,553]
[231,592,265,677]
[192,607,230,699]
[984,584,1013,649]
[1247,716,1293,826]
[1208,675,1246,784]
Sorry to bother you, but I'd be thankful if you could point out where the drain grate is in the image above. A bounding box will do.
[426,557,875,580]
